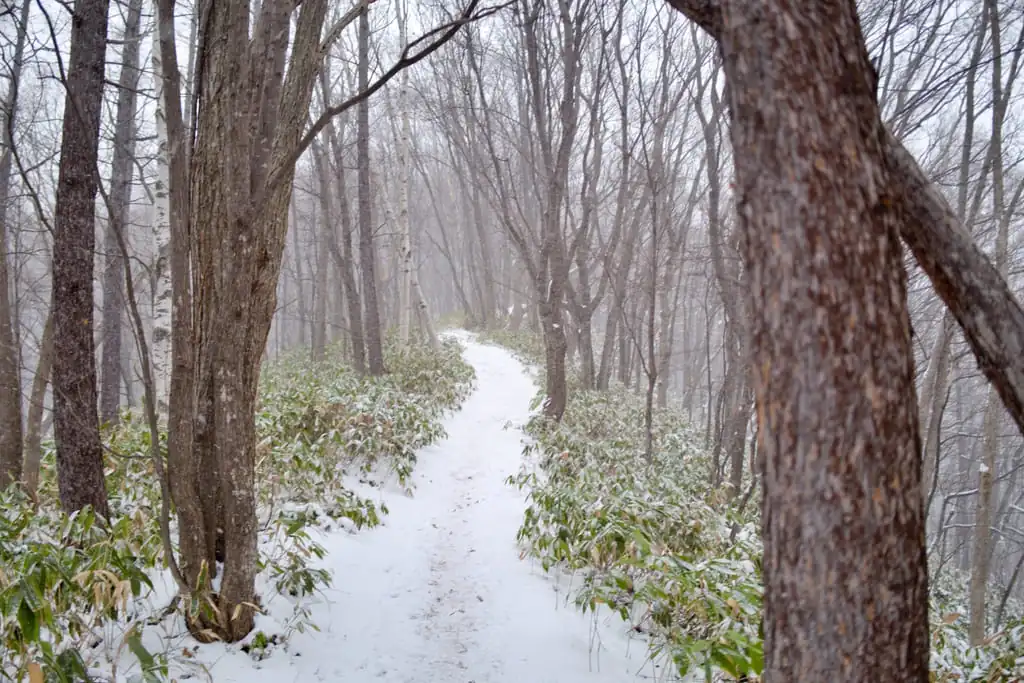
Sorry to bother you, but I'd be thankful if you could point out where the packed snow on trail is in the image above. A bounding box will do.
[118,333,659,683]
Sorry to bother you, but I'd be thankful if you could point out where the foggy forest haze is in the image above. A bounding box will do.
[0,0,1023,681]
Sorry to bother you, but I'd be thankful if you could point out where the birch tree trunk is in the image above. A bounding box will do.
[100,0,143,425]
[150,16,173,416]
[52,0,111,517]
[0,0,30,488]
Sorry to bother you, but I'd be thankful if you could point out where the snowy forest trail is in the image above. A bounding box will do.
[200,334,648,683]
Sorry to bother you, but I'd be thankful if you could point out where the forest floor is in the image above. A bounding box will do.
[172,334,652,682]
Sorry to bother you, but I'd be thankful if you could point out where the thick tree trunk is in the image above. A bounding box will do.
[0,0,30,489]
[185,0,256,640]
[714,1,929,680]
[100,0,143,425]
[358,7,385,374]
[52,0,111,518]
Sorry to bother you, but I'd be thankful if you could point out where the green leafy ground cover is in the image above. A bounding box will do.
[0,337,475,681]
[482,327,1023,682]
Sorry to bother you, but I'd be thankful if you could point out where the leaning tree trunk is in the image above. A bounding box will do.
[683,1,931,680]
[52,0,111,518]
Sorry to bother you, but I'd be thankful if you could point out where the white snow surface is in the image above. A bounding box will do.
[122,333,654,682]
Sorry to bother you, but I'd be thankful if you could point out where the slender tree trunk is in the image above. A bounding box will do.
[311,206,329,360]
[23,303,53,498]
[100,0,143,425]
[470,185,496,329]
[920,4,987,513]
[52,0,111,517]
[330,124,366,372]
[969,0,1008,645]
[358,7,384,374]
[0,0,30,488]
[395,0,415,344]
[290,200,309,349]
[154,0,201,623]
[150,13,173,415]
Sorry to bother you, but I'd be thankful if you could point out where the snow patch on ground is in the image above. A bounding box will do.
[106,334,655,682]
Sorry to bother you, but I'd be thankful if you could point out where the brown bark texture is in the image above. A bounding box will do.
[671,0,1024,454]
[666,0,932,680]
[722,2,929,678]
[52,0,111,518]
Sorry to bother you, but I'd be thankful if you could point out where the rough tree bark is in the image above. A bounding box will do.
[667,5,1024,453]
[669,0,930,680]
[730,5,928,679]
[52,0,111,517]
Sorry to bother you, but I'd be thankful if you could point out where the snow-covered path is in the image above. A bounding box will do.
[199,335,648,683]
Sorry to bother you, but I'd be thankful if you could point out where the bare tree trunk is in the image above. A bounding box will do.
[23,305,53,498]
[100,0,143,425]
[0,0,30,488]
[919,2,988,513]
[395,0,417,344]
[290,200,309,349]
[969,0,1008,644]
[52,0,111,518]
[311,207,329,360]
[150,11,174,415]
[358,6,385,374]
[670,1,930,679]
[329,131,366,371]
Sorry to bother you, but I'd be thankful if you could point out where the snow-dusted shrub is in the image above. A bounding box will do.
[0,489,160,681]
[508,379,763,681]
[257,336,475,494]
[1,337,475,681]
[928,569,1024,681]
[495,330,1024,682]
